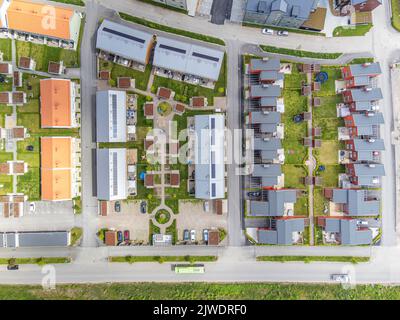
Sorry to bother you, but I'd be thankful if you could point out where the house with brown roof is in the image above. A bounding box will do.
[6,127,27,140]
[208,229,220,245]
[190,96,207,108]
[0,194,27,218]
[19,57,35,70]
[0,0,82,49]
[104,230,117,246]
[168,171,180,188]
[145,173,154,188]
[0,92,26,105]
[0,62,12,75]
[99,201,108,216]
[48,61,64,75]
[13,71,22,87]
[174,103,185,115]
[0,161,28,175]
[144,102,154,120]
[99,70,110,80]
[157,87,173,100]
[117,77,132,89]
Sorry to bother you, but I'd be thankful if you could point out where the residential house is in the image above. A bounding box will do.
[144,102,154,120]
[194,114,225,200]
[0,231,70,247]
[0,194,26,218]
[249,189,297,216]
[253,137,284,163]
[317,216,372,245]
[96,148,127,201]
[344,113,384,138]
[96,90,127,143]
[18,57,35,70]
[251,164,282,188]
[249,58,284,84]
[342,88,383,108]
[249,84,281,99]
[345,163,385,187]
[342,62,381,89]
[257,217,307,245]
[40,79,77,128]
[0,0,82,49]
[0,91,26,105]
[0,160,28,175]
[344,138,384,162]
[48,61,64,75]
[324,188,380,216]
[0,62,12,75]
[334,0,382,16]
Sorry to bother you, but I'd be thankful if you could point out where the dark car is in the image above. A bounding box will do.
[247,191,260,198]
[183,229,190,241]
[7,264,19,270]
[124,230,130,241]
[26,145,34,151]
[117,231,123,243]
[114,201,121,213]
[140,201,147,214]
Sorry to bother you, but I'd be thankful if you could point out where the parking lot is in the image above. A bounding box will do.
[98,200,150,244]
[176,201,228,244]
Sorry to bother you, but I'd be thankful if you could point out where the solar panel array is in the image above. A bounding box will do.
[112,151,118,196]
[103,27,145,44]
[111,94,118,139]
[192,51,220,62]
[159,43,186,54]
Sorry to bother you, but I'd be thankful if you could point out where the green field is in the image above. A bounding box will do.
[0,39,12,61]
[260,45,342,59]
[392,0,400,31]
[49,0,85,5]
[333,24,373,37]
[3,283,400,299]
[109,255,217,263]
[257,256,370,263]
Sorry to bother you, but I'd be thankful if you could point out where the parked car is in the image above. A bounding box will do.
[140,201,147,214]
[331,274,350,283]
[183,229,190,241]
[26,145,34,151]
[277,30,289,36]
[203,201,209,212]
[357,220,369,226]
[203,229,209,243]
[117,231,123,243]
[29,202,35,213]
[247,191,260,198]
[123,230,130,241]
[190,230,196,242]
[114,201,121,213]
[261,28,274,35]
[7,264,18,271]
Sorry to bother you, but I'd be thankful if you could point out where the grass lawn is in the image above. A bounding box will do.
[294,195,308,216]
[71,227,83,245]
[16,41,79,72]
[313,95,341,118]
[0,78,13,92]
[256,256,370,263]
[313,67,342,97]
[0,257,70,265]
[99,59,152,91]
[5,282,400,299]
[313,117,343,140]
[119,13,225,46]
[260,45,342,59]
[333,24,373,37]
[49,0,85,5]
[392,0,400,31]
[21,73,48,99]
[313,141,339,165]
[315,165,344,188]
[282,165,307,189]
[314,187,328,217]
[0,39,12,61]
[110,255,217,263]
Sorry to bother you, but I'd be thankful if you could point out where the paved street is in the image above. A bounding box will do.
[1,0,400,285]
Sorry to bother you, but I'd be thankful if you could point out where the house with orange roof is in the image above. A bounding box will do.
[40,78,77,128]
[41,136,79,201]
[0,0,82,49]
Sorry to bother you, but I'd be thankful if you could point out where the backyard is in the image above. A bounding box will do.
[0,39,12,61]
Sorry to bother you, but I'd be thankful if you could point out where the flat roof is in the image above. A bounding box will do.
[96,19,153,64]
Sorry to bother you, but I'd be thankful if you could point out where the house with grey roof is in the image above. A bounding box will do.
[153,36,224,82]
[251,164,282,187]
[194,114,225,200]
[317,217,372,245]
[244,0,322,30]
[249,85,281,99]
[324,188,380,216]
[96,148,127,201]
[96,90,127,143]
[343,88,383,105]
[344,138,384,162]
[249,189,298,216]
[96,19,153,68]
[257,217,307,245]
[249,111,281,124]
[346,163,385,187]
[248,58,284,84]
[344,113,384,130]
[342,63,381,89]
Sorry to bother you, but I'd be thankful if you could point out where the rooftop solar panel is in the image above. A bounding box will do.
[103,27,145,44]
[192,52,220,62]
[159,43,186,54]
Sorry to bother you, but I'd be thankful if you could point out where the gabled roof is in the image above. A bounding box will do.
[253,137,282,151]
[351,113,384,126]
[252,164,282,177]
[250,85,281,98]
[349,62,381,76]
[331,189,380,216]
[40,79,72,128]
[349,88,383,101]
[352,138,385,151]
[250,189,297,216]
[352,163,385,176]
[249,111,281,124]
[324,218,372,245]
[258,217,305,245]
[250,58,281,72]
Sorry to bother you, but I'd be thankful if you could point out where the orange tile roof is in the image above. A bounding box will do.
[7,0,74,40]
[40,78,72,127]
[41,137,72,201]
[41,169,71,201]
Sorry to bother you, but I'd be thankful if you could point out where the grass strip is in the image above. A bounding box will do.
[257,256,370,264]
